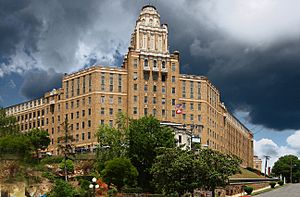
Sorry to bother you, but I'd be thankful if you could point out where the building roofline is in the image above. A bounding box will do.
[142,4,157,11]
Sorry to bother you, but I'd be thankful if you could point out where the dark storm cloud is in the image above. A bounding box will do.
[20,69,63,99]
[1,0,300,131]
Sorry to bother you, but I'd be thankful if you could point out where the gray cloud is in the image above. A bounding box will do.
[20,68,63,99]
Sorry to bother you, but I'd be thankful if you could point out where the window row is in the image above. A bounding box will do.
[65,74,92,98]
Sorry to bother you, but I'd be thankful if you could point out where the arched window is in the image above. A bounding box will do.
[162,61,166,69]
[144,59,148,67]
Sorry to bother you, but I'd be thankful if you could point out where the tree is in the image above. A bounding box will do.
[47,179,75,197]
[102,157,138,190]
[0,108,18,137]
[199,149,241,197]
[128,116,175,191]
[96,112,129,170]
[59,159,74,173]
[151,147,205,196]
[272,155,300,183]
[26,128,50,158]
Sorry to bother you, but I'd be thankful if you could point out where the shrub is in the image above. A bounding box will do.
[270,182,276,188]
[41,156,64,164]
[243,186,253,195]
[42,172,56,182]
[278,180,284,186]
[121,186,143,194]
[108,188,118,197]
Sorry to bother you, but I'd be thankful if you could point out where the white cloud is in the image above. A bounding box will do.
[192,0,300,46]
[254,138,299,172]
[287,130,300,149]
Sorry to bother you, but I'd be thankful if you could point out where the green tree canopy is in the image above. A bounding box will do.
[199,149,241,197]
[272,155,300,183]
[0,108,18,137]
[128,116,175,192]
[151,147,205,196]
[102,157,138,190]
[26,128,51,157]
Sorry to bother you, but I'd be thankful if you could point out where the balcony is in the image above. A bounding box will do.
[161,67,168,73]
[143,66,150,71]
[152,67,159,72]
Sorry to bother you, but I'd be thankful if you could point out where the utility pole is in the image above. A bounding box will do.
[290,158,293,183]
[264,155,270,177]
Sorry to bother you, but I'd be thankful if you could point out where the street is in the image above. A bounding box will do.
[256,183,300,197]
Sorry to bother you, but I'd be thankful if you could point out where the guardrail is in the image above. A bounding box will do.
[229,178,280,185]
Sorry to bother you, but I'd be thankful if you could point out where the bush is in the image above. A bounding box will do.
[41,156,64,164]
[121,186,143,194]
[108,188,118,197]
[270,182,276,188]
[243,186,253,195]
[278,180,284,186]
[42,172,57,182]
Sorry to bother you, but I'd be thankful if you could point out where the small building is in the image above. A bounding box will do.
[253,155,262,172]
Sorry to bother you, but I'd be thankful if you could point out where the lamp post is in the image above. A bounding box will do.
[89,177,99,197]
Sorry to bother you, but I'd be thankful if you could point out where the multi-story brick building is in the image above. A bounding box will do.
[5,5,253,167]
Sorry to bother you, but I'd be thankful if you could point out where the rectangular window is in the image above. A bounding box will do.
[190,103,194,110]
[182,81,186,98]
[83,76,86,94]
[172,63,176,71]
[144,96,148,103]
[118,97,122,104]
[82,133,85,140]
[190,81,194,99]
[101,73,105,91]
[76,111,79,118]
[162,86,166,93]
[197,82,201,99]
[77,77,80,95]
[153,97,157,104]
[109,96,113,104]
[109,120,113,127]
[88,120,91,127]
[101,108,105,115]
[198,115,201,122]
[190,114,194,121]
[88,132,91,139]
[76,100,79,108]
[172,76,176,83]
[172,99,176,105]
[133,107,137,115]
[88,74,92,92]
[134,84,138,91]
[172,87,175,94]
[162,109,166,116]
[88,108,91,116]
[162,98,166,105]
[109,108,113,115]
[109,73,114,92]
[66,81,69,99]
[144,84,148,91]
[134,96,138,102]
[133,59,138,68]
[100,120,105,125]
[101,96,105,103]
[82,122,85,129]
[88,97,91,105]
[82,110,85,117]
[183,114,186,120]
[71,101,74,109]
[172,110,175,117]
[153,109,157,116]
[153,85,157,92]
[198,103,201,111]
[144,108,148,116]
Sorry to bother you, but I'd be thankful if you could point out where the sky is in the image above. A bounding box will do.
[1,0,300,170]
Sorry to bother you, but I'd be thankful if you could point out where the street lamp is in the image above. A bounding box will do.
[89,177,99,197]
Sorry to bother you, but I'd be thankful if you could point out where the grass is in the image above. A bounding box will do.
[231,168,264,178]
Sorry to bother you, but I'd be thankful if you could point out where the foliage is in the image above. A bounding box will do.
[272,154,300,183]
[278,180,284,186]
[151,147,205,196]
[128,116,175,191]
[47,179,75,197]
[26,128,51,157]
[243,186,253,195]
[41,156,64,164]
[108,188,118,197]
[269,182,276,188]
[59,159,74,173]
[102,157,138,190]
[199,149,241,197]
[0,108,18,137]
[121,186,143,194]
[41,172,57,182]
[0,134,31,157]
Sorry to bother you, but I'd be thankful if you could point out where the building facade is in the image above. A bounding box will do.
[5,5,253,167]
[253,155,263,172]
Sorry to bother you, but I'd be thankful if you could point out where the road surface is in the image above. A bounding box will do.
[255,183,300,197]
